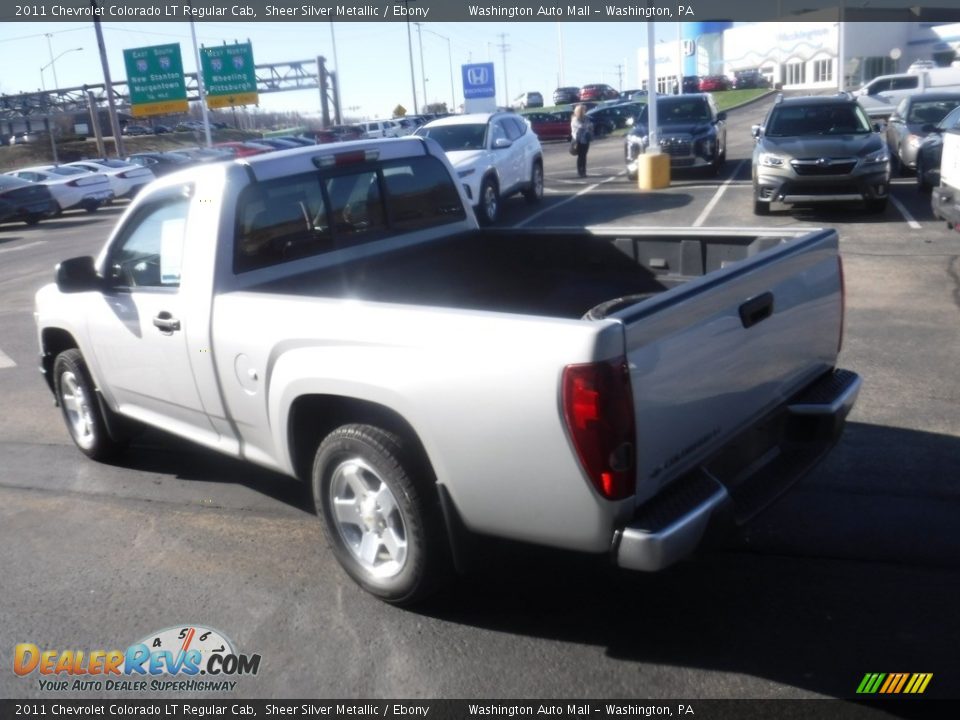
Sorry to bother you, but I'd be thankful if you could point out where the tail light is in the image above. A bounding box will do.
[561,358,636,500]
[837,255,846,354]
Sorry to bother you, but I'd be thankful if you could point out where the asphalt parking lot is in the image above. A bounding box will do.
[1,94,958,706]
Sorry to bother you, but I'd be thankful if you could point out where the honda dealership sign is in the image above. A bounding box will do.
[461,62,496,112]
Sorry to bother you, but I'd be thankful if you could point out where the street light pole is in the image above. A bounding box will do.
[403,0,418,114]
[421,27,456,114]
[40,45,83,164]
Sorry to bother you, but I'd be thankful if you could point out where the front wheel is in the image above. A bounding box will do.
[313,424,452,605]
[523,160,544,203]
[476,176,499,225]
[53,349,125,460]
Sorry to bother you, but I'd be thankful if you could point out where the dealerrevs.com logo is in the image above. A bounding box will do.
[14,625,261,692]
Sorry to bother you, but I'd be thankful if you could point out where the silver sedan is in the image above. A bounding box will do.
[885,93,960,174]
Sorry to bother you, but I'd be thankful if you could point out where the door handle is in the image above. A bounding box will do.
[153,311,181,334]
[739,292,774,329]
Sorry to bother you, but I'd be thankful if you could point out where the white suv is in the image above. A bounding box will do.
[415,112,544,224]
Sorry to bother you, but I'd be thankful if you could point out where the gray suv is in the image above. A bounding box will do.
[751,94,890,215]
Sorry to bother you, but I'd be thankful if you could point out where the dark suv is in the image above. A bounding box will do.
[751,94,890,215]
[624,94,727,177]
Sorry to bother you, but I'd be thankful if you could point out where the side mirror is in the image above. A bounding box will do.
[493,137,512,149]
[717,111,727,121]
[872,122,883,133]
[751,124,762,139]
[55,256,101,294]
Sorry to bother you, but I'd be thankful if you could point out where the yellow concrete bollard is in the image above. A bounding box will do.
[637,151,671,190]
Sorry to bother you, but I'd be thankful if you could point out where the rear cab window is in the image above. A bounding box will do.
[235,154,466,273]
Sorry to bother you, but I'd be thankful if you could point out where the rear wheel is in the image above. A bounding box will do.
[313,424,452,605]
[23,214,42,226]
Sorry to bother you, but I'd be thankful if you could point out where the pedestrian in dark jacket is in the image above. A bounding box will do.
[570,105,594,178]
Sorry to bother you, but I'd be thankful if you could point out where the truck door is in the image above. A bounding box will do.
[87,187,216,438]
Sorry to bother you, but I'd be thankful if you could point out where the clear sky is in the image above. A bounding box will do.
[0,21,682,120]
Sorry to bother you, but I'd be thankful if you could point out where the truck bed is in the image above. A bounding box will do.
[256,228,788,320]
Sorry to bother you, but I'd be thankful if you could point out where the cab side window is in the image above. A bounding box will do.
[108,193,190,289]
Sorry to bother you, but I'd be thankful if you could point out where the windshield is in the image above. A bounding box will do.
[49,166,89,176]
[907,100,960,125]
[415,123,488,151]
[765,103,872,136]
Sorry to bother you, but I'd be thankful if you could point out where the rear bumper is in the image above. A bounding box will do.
[613,368,861,571]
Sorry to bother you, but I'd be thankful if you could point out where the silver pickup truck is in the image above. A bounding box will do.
[35,137,860,604]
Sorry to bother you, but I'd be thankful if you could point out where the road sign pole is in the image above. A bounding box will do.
[189,19,213,148]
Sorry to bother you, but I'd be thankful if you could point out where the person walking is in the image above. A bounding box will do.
[570,104,593,178]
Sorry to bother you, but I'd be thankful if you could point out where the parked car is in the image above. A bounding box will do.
[4,165,113,213]
[855,67,960,118]
[625,94,727,178]
[884,93,960,173]
[619,89,647,102]
[523,111,572,142]
[682,76,702,93]
[579,84,620,102]
[512,91,544,109]
[733,69,769,89]
[153,124,173,134]
[272,135,316,147]
[699,75,732,92]
[0,175,58,225]
[212,141,273,158]
[64,159,155,200]
[915,104,960,192]
[255,138,303,151]
[587,102,645,131]
[121,125,152,136]
[125,151,194,177]
[415,111,544,224]
[329,125,368,141]
[751,94,890,215]
[175,120,210,132]
[553,86,581,105]
[360,120,399,138]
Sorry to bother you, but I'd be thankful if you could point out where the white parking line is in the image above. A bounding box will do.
[0,349,16,369]
[0,240,44,255]
[515,172,624,227]
[692,161,746,227]
[889,194,922,230]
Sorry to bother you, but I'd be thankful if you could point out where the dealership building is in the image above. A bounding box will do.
[640,21,960,91]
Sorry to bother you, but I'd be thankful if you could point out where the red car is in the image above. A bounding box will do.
[524,111,572,141]
[213,141,273,158]
[699,75,731,92]
[578,83,620,102]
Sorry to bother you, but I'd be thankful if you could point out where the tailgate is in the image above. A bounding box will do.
[611,228,843,505]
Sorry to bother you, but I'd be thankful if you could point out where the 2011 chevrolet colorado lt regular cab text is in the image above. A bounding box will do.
[35,137,861,604]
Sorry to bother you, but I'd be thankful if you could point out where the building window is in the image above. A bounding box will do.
[785,61,806,86]
[813,59,833,83]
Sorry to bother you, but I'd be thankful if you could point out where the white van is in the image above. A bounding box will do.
[856,67,960,118]
[359,120,399,138]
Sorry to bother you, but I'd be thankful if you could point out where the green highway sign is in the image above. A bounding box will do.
[200,42,259,109]
[123,43,188,117]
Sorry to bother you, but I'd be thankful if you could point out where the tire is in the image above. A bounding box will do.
[53,349,126,461]
[84,204,99,213]
[313,424,452,605]
[917,155,932,194]
[866,198,888,214]
[23,214,42,226]
[890,147,902,176]
[476,176,499,225]
[523,160,544,204]
[753,191,770,215]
